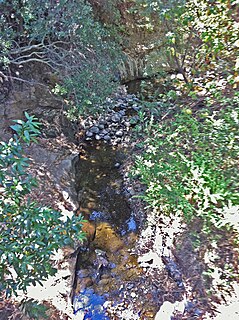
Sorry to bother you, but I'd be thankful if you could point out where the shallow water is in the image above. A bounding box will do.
[75,142,134,233]
[73,142,141,318]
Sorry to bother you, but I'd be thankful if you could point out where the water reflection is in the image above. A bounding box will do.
[73,288,109,320]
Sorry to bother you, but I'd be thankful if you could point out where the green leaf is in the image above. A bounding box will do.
[24,112,30,120]
[24,130,30,142]
[10,124,22,133]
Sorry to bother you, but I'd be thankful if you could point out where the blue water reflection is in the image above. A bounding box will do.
[73,288,109,320]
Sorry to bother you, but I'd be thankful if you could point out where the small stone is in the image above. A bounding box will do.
[115,130,123,137]
[142,310,155,318]
[193,309,203,316]
[86,120,93,127]
[132,105,141,111]
[95,134,101,140]
[86,131,93,137]
[130,292,136,298]
[47,130,58,138]
[118,110,126,116]
[126,283,134,290]
[103,301,110,308]
[127,98,134,103]
[101,129,108,135]
[103,135,111,141]
[124,122,131,127]
[114,138,122,144]
[90,126,100,134]
[73,300,84,313]
[112,114,121,122]
[119,103,127,109]
[98,124,105,129]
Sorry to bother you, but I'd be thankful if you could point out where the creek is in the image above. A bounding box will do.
[71,117,182,319]
[71,89,187,319]
[72,142,150,319]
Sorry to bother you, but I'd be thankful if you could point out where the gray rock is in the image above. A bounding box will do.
[95,134,101,140]
[90,126,100,134]
[112,114,121,122]
[118,103,127,109]
[103,135,111,141]
[124,122,131,127]
[47,129,58,138]
[98,124,105,130]
[87,120,93,127]
[101,129,108,135]
[115,130,123,137]
[114,138,122,144]
[132,104,141,111]
[86,131,93,137]
[98,279,110,286]
[118,110,126,116]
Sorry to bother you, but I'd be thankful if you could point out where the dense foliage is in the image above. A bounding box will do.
[0,113,85,296]
[0,0,121,116]
[131,0,239,234]
[133,103,239,229]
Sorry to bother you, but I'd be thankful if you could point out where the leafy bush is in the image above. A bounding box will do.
[0,113,85,296]
[132,104,239,230]
[19,298,49,319]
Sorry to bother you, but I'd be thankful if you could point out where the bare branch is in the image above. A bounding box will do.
[10,43,45,55]
[10,58,60,72]
[9,52,46,62]
[6,76,49,88]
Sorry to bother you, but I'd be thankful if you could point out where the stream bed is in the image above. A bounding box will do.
[72,142,162,319]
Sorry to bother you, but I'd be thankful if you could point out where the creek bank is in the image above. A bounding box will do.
[0,80,86,320]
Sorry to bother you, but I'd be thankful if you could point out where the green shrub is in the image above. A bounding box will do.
[0,113,85,296]
[132,104,239,230]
